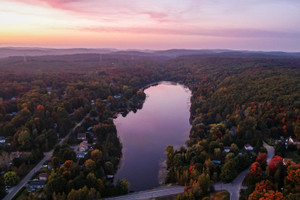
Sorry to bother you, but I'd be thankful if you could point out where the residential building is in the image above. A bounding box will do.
[79,141,89,152]
[244,144,254,151]
[77,133,86,140]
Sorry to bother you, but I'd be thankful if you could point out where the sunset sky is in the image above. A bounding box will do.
[1,0,300,51]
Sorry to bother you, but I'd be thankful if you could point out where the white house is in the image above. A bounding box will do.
[0,137,6,143]
[244,144,254,151]
[77,133,86,140]
[76,152,87,159]
[224,147,231,153]
[39,173,47,181]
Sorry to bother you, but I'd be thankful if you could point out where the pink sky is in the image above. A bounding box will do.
[1,0,300,51]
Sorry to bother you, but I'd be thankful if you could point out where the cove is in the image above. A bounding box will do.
[114,81,192,191]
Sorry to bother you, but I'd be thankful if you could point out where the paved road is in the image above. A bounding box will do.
[4,114,89,200]
[214,168,249,200]
[263,141,275,164]
[105,185,185,200]
[3,151,53,200]
[215,141,275,200]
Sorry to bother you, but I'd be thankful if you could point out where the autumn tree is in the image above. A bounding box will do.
[91,149,102,162]
[248,180,273,200]
[4,171,19,186]
[84,159,96,171]
[286,163,300,187]
[268,156,283,176]
[256,153,267,170]
[250,162,262,176]
[116,179,130,195]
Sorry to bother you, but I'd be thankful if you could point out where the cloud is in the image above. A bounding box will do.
[12,0,96,14]
[142,11,169,22]
[75,26,300,39]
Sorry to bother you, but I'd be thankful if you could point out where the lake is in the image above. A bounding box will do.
[114,81,191,191]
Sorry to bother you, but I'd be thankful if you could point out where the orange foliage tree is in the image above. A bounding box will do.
[286,163,300,186]
[248,180,285,200]
[250,162,262,176]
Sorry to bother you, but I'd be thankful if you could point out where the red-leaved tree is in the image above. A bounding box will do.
[250,162,262,176]
[268,156,283,176]
[256,152,267,169]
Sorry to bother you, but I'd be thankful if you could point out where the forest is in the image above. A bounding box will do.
[0,51,299,199]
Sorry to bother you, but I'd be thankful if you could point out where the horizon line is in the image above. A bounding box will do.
[0,46,300,53]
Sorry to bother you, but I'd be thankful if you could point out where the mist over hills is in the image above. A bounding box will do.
[1,47,300,59]
[0,47,117,59]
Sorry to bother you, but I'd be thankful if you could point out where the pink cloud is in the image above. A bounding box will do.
[75,26,300,39]
[13,0,96,14]
[143,11,168,22]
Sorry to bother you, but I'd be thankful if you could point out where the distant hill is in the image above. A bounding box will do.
[1,47,300,59]
[152,49,233,57]
[0,47,116,58]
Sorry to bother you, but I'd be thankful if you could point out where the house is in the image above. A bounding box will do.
[113,95,121,99]
[79,141,89,152]
[76,152,87,159]
[39,173,47,181]
[77,133,86,140]
[283,158,296,166]
[244,144,254,151]
[224,147,231,153]
[28,181,46,192]
[0,137,6,143]
[9,112,17,117]
[289,137,300,145]
[11,96,17,101]
[93,136,97,145]
[106,175,114,179]
[289,137,295,144]
[212,160,221,165]
[46,87,52,94]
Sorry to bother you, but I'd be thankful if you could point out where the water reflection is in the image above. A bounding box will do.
[114,82,191,191]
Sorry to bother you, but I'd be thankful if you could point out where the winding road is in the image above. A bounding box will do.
[214,168,249,200]
[3,114,89,200]
[263,141,275,164]
[215,141,274,200]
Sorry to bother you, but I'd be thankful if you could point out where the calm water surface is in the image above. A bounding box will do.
[114,82,191,191]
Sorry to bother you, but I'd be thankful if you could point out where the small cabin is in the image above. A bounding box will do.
[28,181,46,192]
[224,146,231,153]
[77,133,86,140]
[39,173,47,181]
[244,144,254,151]
[0,137,6,143]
